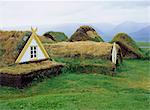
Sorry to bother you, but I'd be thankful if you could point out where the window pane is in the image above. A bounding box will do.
[31,46,37,58]
[31,47,33,50]
[31,54,33,58]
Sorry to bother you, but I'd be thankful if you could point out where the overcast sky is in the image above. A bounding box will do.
[0,0,150,28]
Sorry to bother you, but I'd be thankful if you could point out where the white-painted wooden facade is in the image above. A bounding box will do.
[112,42,117,64]
[15,28,49,64]
[19,39,46,63]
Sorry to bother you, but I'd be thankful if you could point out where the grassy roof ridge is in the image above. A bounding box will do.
[69,25,104,42]
[111,33,138,48]
[111,32,144,57]
[43,31,68,42]
[0,61,64,74]
[44,41,122,59]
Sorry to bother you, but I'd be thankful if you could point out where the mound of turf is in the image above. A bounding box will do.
[69,25,104,42]
[43,31,68,42]
[44,41,122,64]
[111,33,144,58]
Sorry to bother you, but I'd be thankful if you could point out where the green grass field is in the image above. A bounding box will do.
[137,42,150,59]
[137,42,150,47]
[0,59,149,110]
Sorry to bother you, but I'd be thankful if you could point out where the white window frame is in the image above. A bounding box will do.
[30,46,37,59]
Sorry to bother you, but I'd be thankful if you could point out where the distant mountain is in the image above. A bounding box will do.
[49,22,150,41]
[130,25,150,41]
[104,21,150,41]
[89,23,115,41]
[44,23,115,41]
[111,21,148,34]
[1,21,149,42]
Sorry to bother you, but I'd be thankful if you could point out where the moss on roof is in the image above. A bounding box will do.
[69,25,104,42]
[111,33,143,58]
[43,31,68,42]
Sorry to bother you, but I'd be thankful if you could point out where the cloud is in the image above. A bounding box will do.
[102,1,150,9]
[0,1,149,28]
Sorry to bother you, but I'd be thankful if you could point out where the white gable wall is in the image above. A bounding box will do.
[19,39,46,63]
[112,42,117,64]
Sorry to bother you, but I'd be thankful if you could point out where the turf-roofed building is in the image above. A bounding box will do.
[0,28,63,88]
[111,33,144,58]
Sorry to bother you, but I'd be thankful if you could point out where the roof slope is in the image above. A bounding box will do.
[0,61,63,75]
[44,41,121,60]
[111,33,143,58]
[43,31,68,42]
[69,26,104,42]
[0,31,32,65]
[0,30,49,66]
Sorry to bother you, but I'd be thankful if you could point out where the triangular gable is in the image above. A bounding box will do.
[15,28,49,63]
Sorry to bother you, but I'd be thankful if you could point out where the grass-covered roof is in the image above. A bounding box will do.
[0,30,31,66]
[43,31,68,42]
[111,33,143,58]
[69,26,104,42]
[44,41,122,60]
[0,61,63,75]
[0,30,48,66]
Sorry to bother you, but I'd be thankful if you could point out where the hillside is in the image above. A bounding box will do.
[130,25,150,41]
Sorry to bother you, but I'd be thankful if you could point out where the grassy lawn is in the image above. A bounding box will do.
[0,59,149,110]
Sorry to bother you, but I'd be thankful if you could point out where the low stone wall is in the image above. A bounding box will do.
[0,65,63,88]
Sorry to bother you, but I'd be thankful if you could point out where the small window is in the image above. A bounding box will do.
[30,46,37,59]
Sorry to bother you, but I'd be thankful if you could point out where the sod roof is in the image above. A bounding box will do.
[69,26,104,42]
[0,61,64,75]
[111,33,143,58]
[40,35,54,44]
[0,31,30,65]
[44,41,121,60]
[0,30,49,66]
[43,31,68,42]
